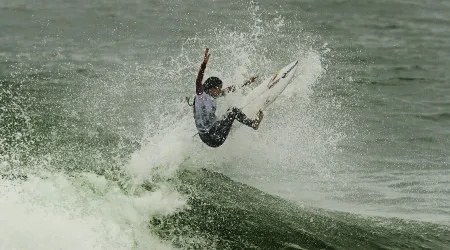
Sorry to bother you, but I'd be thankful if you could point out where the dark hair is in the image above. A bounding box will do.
[203,77,223,93]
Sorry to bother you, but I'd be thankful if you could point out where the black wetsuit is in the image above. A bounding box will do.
[197,107,254,148]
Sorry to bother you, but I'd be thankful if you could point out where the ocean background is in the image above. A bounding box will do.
[1,0,449,249]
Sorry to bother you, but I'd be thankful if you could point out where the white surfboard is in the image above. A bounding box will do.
[241,60,299,117]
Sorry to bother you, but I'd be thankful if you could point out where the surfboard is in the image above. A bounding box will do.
[241,60,299,117]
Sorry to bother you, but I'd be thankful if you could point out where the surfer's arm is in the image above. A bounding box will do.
[242,76,258,87]
[196,48,210,95]
[219,76,258,96]
[220,85,236,95]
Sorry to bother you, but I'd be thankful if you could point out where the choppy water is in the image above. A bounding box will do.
[1,0,449,249]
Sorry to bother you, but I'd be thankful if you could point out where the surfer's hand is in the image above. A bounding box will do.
[203,48,210,64]
[252,110,264,130]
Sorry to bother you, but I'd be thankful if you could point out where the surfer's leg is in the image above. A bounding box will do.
[199,121,230,148]
[210,120,232,146]
[226,107,253,128]
[199,132,222,148]
[201,108,255,148]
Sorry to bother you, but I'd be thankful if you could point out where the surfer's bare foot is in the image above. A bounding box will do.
[252,110,264,130]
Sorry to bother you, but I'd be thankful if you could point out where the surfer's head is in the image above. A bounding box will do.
[203,77,223,97]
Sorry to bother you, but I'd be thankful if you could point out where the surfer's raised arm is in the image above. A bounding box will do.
[196,48,210,95]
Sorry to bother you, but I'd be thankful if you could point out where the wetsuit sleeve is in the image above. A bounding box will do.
[196,62,207,95]
[220,76,257,96]
[221,85,236,96]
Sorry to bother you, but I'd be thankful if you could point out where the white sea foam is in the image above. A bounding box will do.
[0,172,184,250]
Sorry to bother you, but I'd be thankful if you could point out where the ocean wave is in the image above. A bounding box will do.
[416,112,450,122]
[150,168,450,250]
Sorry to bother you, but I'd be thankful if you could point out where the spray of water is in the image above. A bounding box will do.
[0,2,351,249]
[150,2,348,204]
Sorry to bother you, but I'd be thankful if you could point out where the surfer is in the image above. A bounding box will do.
[193,48,264,148]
